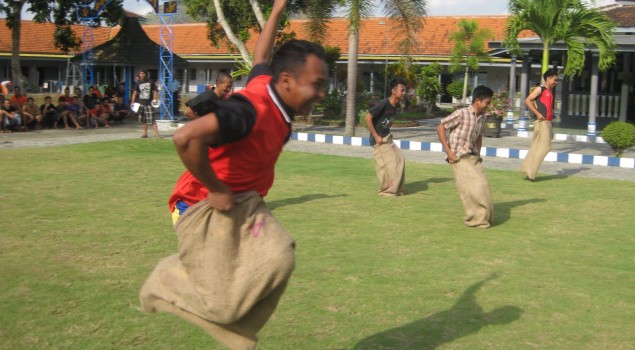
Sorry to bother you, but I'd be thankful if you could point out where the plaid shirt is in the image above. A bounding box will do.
[440,105,486,158]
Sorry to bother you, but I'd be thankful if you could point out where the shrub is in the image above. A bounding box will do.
[601,122,635,157]
[446,80,468,101]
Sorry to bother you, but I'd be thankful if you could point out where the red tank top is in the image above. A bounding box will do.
[168,75,291,211]
[536,85,554,121]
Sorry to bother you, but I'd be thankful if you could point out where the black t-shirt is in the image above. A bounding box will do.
[40,103,57,115]
[83,94,99,109]
[368,98,398,146]
[185,90,220,117]
[133,79,156,106]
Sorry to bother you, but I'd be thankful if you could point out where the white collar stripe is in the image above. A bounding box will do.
[267,84,291,124]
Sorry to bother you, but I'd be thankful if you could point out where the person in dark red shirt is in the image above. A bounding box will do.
[521,68,559,181]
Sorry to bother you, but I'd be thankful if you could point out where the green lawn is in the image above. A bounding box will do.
[1,140,634,349]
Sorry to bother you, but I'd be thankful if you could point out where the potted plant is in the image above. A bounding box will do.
[484,90,510,138]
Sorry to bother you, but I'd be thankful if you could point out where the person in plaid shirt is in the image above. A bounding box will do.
[437,86,494,228]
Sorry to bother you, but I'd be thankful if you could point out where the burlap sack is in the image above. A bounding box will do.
[140,191,295,350]
[373,134,405,196]
[521,120,552,180]
[451,155,493,228]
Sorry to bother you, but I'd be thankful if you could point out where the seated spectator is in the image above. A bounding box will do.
[40,96,59,128]
[61,96,83,129]
[82,86,100,128]
[1,99,22,132]
[93,97,113,128]
[112,95,130,123]
[75,101,90,127]
[21,97,42,130]
[10,86,27,110]
[59,87,73,103]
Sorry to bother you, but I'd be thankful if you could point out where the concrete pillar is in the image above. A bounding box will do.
[588,54,599,136]
[619,53,631,122]
[519,53,532,122]
[506,55,517,124]
[184,68,189,93]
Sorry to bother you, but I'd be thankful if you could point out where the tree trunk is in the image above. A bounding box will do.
[248,0,266,30]
[213,0,253,66]
[344,30,359,136]
[541,43,550,76]
[461,66,469,104]
[10,1,27,89]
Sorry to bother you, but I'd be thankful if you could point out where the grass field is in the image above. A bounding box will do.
[1,140,634,349]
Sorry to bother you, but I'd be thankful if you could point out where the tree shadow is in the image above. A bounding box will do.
[353,274,522,350]
[405,178,452,195]
[266,193,348,210]
[494,198,547,226]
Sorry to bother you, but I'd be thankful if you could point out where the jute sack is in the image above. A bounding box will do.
[451,155,493,228]
[373,134,405,196]
[140,191,295,349]
[521,120,552,180]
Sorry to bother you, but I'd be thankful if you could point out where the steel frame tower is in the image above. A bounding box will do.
[77,1,113,92]
[158,12,175,120]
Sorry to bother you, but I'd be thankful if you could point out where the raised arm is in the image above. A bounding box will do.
[252,0,287,66]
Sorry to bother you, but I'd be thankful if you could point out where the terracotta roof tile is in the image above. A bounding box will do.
[605,5,635,28]
[0,19,114,55]
[1,16,536,58]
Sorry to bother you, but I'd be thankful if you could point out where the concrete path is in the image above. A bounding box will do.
[1,120,633,182]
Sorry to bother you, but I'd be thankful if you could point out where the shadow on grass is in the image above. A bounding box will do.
[353,274,522,350]
[534,167,592,182]
[266,193,348,210]
[405,178,452,194]
[494,198,547,226]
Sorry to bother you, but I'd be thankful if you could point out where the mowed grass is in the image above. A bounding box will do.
[1,140,634,350]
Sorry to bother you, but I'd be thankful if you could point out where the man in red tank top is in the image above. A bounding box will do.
[521,68,559,180]
[169,2,327,220]
[142,0,328,346]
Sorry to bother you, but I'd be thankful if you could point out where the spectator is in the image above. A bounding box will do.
[112,95,130,123]
[10,86,27,110]
[82,86,100,127]
[93,97,113,128]
[40,96,59,128]
[21,97,42,130]
[61,96,83,129]
[1,99,21,132]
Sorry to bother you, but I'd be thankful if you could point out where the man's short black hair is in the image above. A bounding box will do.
[390,78,407,90]
[270,40,326,83]
[216,71,232,84]
[543,68,558,81]
[472,85,494,101]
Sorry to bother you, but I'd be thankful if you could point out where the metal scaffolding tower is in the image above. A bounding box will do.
[159,12,175,120]
[77,1,113,91]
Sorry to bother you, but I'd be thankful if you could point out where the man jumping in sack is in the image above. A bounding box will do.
[139,0,328,348]
[521,68,559,181]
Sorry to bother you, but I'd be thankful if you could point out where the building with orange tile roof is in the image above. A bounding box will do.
[0,1,633,129]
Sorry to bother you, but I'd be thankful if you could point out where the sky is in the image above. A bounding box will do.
[8,0,619,20]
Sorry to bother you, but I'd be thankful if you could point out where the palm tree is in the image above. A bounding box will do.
[305,0,427,136]
[504,0,617,77]
[448,19,493,104]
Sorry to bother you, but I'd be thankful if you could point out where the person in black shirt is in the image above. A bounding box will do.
[365,78,408,196]
[130,70,159,138]
[183,72,233,120]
